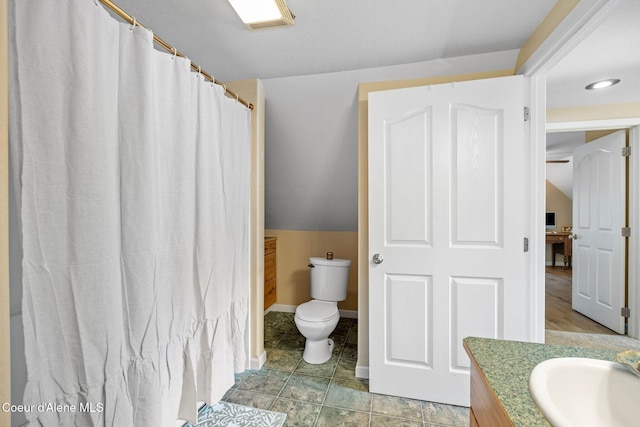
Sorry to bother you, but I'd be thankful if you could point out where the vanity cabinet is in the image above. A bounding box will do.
[464,337,620,427]
[465,343,513,427]
[264,237,277,309]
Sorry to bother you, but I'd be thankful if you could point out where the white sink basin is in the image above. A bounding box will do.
[529,357,640,427]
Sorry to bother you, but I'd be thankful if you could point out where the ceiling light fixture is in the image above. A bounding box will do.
[228,0,295,30]
[585,79,620,90]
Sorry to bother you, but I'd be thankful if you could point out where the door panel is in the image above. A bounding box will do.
[596,249,613,306]
[572,130,626,334]
[452,105,502,246]
[385,274,433,366]
[450,277,503,371]
[386,108,432,246]
[368,75,530,406]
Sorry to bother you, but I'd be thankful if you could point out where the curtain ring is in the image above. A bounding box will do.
[210,75,216,87]
[171,48,177,61]
[129,17,136,31]
[235,94,239,102]
[94,0,99,5]
[222,84,227,94]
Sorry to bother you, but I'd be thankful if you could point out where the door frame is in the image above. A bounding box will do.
[528,0,639,339]
[630,125,640,339]
[517,0,626,343]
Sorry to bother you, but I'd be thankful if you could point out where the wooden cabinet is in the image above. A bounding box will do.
[264,237,277,309]
[465,343,514,427]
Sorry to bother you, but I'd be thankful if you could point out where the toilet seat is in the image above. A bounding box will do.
[295,300,339,322]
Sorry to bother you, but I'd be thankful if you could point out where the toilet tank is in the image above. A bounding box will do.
[308,257,351,302]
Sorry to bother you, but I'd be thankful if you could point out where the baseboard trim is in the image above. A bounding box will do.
[250,350,267,370]
[267,304,295,313]
[266,304,358,319]
[355,363,369,379]
[339,309,358,319]
[546,261,572,268]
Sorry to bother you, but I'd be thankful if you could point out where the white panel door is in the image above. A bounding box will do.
[572,131,626,334]
[368,76,530,406]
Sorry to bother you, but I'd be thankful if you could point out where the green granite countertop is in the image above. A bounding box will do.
[463,337,620,427]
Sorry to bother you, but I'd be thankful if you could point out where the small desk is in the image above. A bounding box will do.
[545,231,572,269]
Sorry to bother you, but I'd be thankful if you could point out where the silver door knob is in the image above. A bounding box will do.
[571,234,578,240]
[372,254,384,264]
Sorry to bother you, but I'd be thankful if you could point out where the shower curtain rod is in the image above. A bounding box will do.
[98,0,254,110]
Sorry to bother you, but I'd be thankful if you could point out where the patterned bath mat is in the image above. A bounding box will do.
[184,401,287,427]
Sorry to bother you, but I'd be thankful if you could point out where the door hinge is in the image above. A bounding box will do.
[622,227,631,237]
[621,307,631,318]
[523,237,529,252]
[622,146,631,157]
[524,107,530,122]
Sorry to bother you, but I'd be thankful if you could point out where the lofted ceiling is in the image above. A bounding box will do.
[105,0,639,199]
[108,0,557,81]
[545,132,583,199]
[104,0,639,201]
[105,0,639,109]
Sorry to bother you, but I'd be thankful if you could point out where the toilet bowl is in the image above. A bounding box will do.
[294,300,340,364]
[295,256,351,364]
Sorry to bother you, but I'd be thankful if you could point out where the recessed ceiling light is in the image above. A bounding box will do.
[585,79,620,90]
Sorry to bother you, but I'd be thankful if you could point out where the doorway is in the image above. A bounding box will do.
[544,128,631,336]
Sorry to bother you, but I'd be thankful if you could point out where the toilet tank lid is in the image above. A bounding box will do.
[309,257,351,267]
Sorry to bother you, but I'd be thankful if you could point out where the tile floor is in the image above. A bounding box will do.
[222,311,469,427]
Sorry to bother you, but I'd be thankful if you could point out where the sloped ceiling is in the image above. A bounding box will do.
[108,0,557,81]
[104,0,639,202]
[105,0,640,109]
[545,132,584,199]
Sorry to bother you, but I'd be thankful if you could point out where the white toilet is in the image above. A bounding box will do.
[294,256,351,364]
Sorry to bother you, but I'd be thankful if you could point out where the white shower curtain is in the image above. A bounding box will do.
[9,1,251,426]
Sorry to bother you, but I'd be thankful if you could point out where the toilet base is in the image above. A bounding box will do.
[302,338,334,364]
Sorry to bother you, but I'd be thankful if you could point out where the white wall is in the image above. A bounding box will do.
[262,50,520,231]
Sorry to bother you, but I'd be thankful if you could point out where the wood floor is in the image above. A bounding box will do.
[545,266,618,335]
